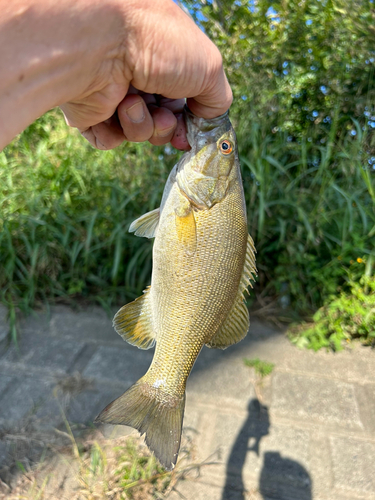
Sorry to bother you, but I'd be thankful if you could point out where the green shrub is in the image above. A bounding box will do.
[289,257,375,350]
[187,0,375,137]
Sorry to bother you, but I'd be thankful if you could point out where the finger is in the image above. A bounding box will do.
[142,93,158,106]
[184,45,233,119]
[148,105,177,146]
[80,128,97,148]
[187,70,233,119]
[117,94,154,142]
[81,123,125,150]
[89,114,126,150]
[170,113,190,150]
[158,97,186,114]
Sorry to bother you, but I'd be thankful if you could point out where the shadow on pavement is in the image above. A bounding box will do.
[221,399,312,500]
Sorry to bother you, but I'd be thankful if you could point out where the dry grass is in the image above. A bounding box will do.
[1,425,219,500]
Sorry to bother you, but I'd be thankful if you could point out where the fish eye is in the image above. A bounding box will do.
[219,140,233,155]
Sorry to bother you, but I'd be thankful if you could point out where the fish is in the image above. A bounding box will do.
[95,106,257,470]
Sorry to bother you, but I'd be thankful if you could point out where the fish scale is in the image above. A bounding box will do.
[95,106,257,470]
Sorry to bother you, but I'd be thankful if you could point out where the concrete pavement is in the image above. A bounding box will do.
[0,304,374,499]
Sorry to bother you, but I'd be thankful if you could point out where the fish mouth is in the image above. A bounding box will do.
[184,105,232,149]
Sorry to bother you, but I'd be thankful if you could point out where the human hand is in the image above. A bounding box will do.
[59,0,232,151]
[73,88,190,151]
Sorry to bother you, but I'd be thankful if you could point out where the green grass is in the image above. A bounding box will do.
[289,256,375,351]
[237,110,375,315]
[243,358,275,377]
[7,434,183,499]
[79,438,174,499]
[0,111,178,339]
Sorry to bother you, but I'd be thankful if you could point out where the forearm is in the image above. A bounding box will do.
[0,0,126,150]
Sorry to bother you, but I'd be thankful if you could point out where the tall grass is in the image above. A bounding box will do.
[1,108,374,340]
[236,109,375,314]
[0,111,176,337]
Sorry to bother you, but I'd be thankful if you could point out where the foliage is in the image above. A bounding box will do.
[289,257,375,350]
[2,108,374,329]
[240,112,375,313]
[243,357,275,377]
[187,0,375,138]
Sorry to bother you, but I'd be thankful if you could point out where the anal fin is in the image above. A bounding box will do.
[113,287,156,349]
[206,292,250,349]
[129,208,160,238]
[206,234,257,350]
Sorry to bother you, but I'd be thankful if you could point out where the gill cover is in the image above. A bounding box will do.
[176,106,237,209]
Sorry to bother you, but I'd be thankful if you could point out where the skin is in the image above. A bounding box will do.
[0,0,232,152]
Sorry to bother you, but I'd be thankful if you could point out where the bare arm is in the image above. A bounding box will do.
[0,0,232,151]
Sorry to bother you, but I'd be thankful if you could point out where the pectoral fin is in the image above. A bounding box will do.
[175,202,197,255]
[129,208,160,238]
[113,287,156,349]
[206,234,257,349]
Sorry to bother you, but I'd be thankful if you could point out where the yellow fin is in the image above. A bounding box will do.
[129,208,160,238]
[175,203,197,255]
[95,380,185,471]
[206,292,250,349]
[206,234,257,349]
[113,287,155,349]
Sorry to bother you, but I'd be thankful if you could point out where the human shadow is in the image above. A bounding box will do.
[221,399,312,500]
[259,451,312,500]
[221,398,269,500]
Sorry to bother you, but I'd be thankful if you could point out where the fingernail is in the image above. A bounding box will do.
[126,101,145,123]
[155,125,175,138]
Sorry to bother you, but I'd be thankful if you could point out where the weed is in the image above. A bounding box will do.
[238,111,375,315]
[288,257,375,351]
[4,429,218,500]
[243,358,275,377]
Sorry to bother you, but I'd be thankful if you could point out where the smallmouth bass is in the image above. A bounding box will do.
[95,106,257,470]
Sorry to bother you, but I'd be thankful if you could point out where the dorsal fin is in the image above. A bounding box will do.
[206,234,257,349]
[240,234,257,294]
[113,287,156,349]
[129,208,160,238]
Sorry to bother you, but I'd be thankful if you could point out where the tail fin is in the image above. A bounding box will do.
[94,380,185,471]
